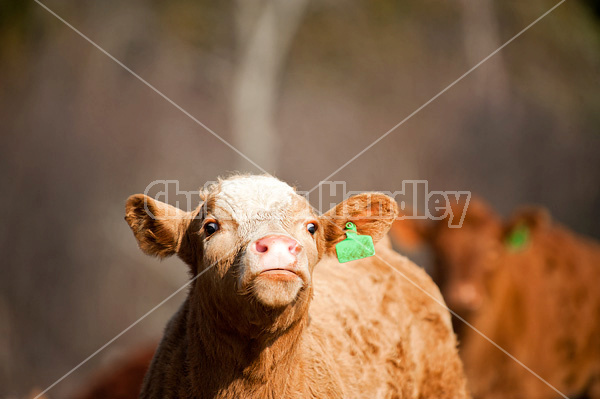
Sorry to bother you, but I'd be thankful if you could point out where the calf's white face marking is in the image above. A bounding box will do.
[216,176,295,219]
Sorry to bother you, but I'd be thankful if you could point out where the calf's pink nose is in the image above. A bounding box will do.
[251,235,301,268]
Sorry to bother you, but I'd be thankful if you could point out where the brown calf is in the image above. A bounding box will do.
[125,175,469,399]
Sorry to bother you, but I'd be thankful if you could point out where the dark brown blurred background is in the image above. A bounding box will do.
[1,0,599,397]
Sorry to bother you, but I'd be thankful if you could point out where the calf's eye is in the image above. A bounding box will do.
[204,222,219,236]
[306,223,317,235]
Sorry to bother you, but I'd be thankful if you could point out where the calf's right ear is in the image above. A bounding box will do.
[125,194,192,259]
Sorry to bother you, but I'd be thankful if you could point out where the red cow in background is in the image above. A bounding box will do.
[394,197,600,399]
[71,343,156,399]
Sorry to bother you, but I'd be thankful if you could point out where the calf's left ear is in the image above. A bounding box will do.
[321,193,398,253]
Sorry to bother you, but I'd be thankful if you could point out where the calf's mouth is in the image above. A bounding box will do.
[259,264,301,281]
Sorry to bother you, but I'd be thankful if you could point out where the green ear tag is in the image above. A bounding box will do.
[505,224,530,252]
[335,222,376,263]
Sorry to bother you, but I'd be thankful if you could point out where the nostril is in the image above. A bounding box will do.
[255,241,269,253]
[289,242,301,255]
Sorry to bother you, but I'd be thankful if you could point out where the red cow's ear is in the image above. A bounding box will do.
[320,193,398,254]
[507,206,551,232]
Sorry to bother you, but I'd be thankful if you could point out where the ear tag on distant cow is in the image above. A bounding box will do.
[505,224,530,252]
[335,222,375,263]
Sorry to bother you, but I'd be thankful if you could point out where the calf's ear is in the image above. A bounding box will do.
[321,193,398,253]
[125,194,192,258]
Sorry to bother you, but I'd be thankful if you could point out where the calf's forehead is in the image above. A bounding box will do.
[208,176,313,224]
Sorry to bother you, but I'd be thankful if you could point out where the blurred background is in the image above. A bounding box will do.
[1,0,599,397]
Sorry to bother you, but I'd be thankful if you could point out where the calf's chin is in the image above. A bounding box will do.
[249,275,306,308]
